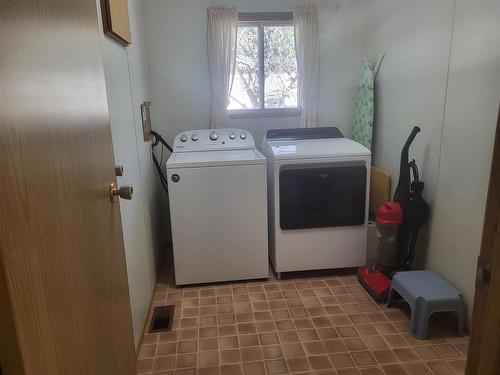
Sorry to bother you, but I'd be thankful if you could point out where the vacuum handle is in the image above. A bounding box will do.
[394,126,421,202]
[403,126,421,149]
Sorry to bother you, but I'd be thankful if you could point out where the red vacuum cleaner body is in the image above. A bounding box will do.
[358,202,403,302]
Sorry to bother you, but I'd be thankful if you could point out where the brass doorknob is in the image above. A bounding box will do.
[109,183,133,202]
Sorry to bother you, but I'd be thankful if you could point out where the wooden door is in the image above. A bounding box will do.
[0,0,136,374]
[466,104,500,374]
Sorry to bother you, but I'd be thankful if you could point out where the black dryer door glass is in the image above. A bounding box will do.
[280,165,366,230]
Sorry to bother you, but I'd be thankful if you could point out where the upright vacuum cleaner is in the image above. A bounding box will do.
[357,126,430,302]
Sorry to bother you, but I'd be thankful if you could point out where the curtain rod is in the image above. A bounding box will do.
[238,12,293,22]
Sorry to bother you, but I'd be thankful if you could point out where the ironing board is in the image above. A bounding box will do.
[352,59,374,149]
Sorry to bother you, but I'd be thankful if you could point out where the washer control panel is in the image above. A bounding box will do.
[173,128,255,152]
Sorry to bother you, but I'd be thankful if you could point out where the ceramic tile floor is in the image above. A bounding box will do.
[136,260,468,375]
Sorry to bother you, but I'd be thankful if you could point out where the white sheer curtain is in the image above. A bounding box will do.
[294,6,319,128]
[207,6,238,129]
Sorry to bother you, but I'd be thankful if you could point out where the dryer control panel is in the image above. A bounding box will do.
[172,128,255,152]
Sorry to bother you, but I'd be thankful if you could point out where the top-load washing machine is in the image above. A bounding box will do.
[167,128,268,285]
[261,127,371,278]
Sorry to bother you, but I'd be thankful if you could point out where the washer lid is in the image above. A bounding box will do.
[167,149,266,168]
[262,137,371,160]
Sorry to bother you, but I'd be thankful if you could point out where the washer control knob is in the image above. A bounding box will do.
[209,132,219,141]
[229,133,236,140]
[240,132,247,140]
[180,134,188,142]
[191,134,199,141]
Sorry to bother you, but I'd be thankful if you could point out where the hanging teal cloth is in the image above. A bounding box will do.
[352,59,374,150]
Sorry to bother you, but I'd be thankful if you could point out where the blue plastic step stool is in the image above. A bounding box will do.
[387,270,465,339]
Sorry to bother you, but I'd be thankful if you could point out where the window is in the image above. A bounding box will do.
[228,14,299,115]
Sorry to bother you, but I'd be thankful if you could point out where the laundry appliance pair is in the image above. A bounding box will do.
[166,127,370,285]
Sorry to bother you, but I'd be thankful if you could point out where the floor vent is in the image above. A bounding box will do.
[149,305,175,333]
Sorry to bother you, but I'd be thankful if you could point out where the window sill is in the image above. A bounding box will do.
[228,108,301,119]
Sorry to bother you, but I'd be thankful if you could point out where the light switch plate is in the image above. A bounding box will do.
[141,101,152,141]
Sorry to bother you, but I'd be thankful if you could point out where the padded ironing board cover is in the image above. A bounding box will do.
[352,59,374,150]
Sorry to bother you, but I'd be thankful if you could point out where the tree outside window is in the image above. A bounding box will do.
[228,21,298,112]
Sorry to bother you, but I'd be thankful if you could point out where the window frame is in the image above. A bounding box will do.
[228,13,301,119]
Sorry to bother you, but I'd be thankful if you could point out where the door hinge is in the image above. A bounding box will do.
[476,255,492,284]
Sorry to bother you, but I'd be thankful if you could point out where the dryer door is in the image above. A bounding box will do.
[279,163,367,230]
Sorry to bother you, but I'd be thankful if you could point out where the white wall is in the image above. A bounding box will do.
[364,0,500,318]
[364,0,455,205]
[143,0,368,144]
[127,0,169,279]
[362,1,454,274]
[97,0,165,347]
[426,0,500,319]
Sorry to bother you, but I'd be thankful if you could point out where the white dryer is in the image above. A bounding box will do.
[261,127,371,278]
[167,128,268,285]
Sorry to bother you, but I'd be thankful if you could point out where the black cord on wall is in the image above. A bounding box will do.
[150,130,172,193]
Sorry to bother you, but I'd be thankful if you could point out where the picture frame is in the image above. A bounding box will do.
[100,0,131,47]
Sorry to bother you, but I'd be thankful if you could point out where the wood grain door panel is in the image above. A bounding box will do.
[0,0,136,374]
